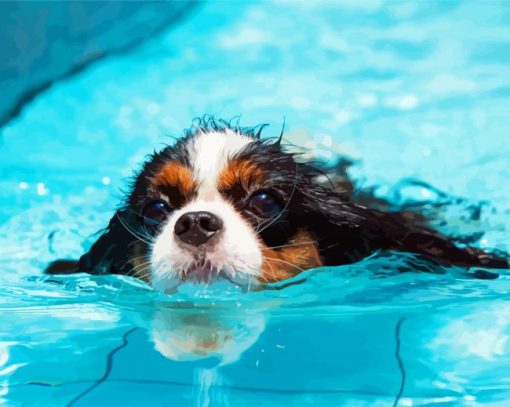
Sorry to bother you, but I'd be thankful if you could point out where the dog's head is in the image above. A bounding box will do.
[96,120,450,291]
[126,121,342,291]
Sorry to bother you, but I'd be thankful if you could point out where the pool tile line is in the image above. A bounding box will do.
[392,317,407,407]
[65,326,139,407]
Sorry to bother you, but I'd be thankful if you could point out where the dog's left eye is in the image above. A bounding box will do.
[141,200,172,226]
[248,191,283,218]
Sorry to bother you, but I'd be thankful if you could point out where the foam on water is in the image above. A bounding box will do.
[1,1,510,405]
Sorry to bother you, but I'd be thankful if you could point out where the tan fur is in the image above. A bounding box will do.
[218,159,265,194]
[151,162,196,198]
[259,229,323,283]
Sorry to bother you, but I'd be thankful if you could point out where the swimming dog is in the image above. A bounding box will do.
[46,118,508,291]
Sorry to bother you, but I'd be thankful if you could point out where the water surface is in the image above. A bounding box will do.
[1,1,510,406]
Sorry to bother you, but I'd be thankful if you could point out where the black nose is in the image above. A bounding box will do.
[174,211,223,246]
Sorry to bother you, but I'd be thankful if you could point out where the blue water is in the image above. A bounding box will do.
[2,1,510,405]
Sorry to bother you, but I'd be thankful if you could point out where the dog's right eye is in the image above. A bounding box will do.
[141,200,172,226]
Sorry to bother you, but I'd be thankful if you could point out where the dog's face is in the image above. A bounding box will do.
[128,128,325,291]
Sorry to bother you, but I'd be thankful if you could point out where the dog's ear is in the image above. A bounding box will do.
[304,191,508,269]
[374,209,508,268]
[44,259,80,275]
[45,209,143,276]
[78,208,146,275]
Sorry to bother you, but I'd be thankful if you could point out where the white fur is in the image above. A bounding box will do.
[188,129,253,197]
[150,130,261,292]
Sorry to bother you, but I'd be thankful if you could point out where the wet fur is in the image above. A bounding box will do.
[46,118,509,282]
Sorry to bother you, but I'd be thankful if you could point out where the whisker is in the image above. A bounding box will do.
[129,261,151,273]
[126,255,151,263]
[266,241,316,250]
[128,261,152,278]
[130,269,151,281]
[142,224,158,242]
[264,256,305,273]
[255,209,290,233]
[116,212,153,245]
[121,255,150,270]
[134,269,153,281]
[124,206,167,230]
[118,208,159,242]
[116,214,151,244]
[262,257,278,282]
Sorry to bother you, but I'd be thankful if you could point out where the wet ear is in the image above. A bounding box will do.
[44,259,80,275]
[78,209,142,275]
[45,209,140,276]
[395,225,509,268]
[306,193,509,269]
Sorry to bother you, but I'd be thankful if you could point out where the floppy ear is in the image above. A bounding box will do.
[373,208,508,268]
[45,209,144,276]
[304,192,508,269]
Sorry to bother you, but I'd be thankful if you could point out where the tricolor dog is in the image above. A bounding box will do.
[46,119,508,292]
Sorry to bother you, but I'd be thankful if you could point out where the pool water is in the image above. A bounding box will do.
[1,1,510,406]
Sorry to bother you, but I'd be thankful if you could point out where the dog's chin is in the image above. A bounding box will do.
[151,260,256,293]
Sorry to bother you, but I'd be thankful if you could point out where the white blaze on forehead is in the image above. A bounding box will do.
[186,130,254,196]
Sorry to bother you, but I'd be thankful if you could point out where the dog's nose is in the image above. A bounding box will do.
[174,211,223,246]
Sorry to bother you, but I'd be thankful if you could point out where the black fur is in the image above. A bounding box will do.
[46,118,509,279]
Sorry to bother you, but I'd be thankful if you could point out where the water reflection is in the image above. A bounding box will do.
[150,302,267,365]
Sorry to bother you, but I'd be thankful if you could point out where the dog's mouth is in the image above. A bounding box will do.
[176,256,252,287]
[179,258,217,284]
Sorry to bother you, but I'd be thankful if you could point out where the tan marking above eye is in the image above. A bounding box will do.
[150,162,197,204]
[259,229,323,283]
[218,159,265,198]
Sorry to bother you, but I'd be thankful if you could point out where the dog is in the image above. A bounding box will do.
[46,118,508,292]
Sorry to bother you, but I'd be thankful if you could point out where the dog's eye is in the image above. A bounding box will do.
[141,200,172,226]
[248,191,283,218]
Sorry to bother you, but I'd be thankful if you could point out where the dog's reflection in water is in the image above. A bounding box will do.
[150,303,267,364]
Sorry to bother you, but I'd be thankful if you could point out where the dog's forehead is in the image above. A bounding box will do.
[185,130,255,195]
